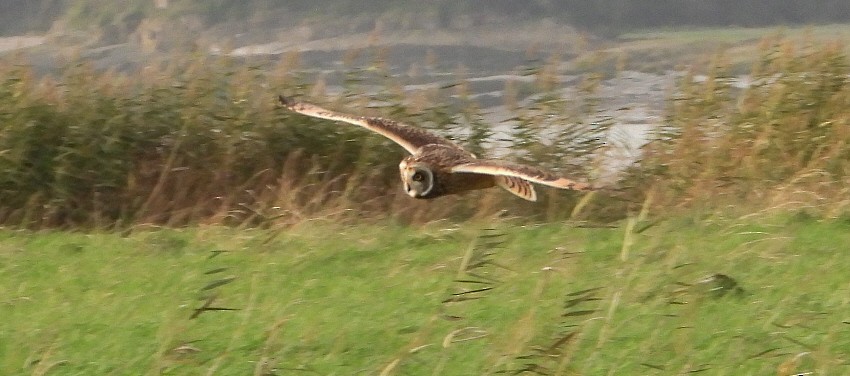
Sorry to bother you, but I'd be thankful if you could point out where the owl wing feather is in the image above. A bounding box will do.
[279,95,462,155]
[494,176,538,201]
[451,160,592,192]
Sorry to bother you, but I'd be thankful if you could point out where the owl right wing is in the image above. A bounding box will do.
[450,160,592,191]
[279,95,462,155]
[494,175,538,201]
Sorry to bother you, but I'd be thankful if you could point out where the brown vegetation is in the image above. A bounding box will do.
[634,37,850,216]
[0,49,603,229]
[3,36,849,229]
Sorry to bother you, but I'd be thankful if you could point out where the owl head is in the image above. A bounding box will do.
[399,159,434,199]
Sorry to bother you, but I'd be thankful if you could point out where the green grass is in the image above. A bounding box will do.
[2,215,849,375]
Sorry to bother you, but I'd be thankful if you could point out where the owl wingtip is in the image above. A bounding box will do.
[556,178,594,191]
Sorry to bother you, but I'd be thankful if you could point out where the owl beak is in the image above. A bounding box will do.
[403,182,418,198]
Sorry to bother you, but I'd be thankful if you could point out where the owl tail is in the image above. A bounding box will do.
[495,176,537,201]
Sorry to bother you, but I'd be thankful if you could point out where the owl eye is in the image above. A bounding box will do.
[411,171,425,182]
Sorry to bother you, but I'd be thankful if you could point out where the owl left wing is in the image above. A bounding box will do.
[279,95,461,155]
[450,160,592,191]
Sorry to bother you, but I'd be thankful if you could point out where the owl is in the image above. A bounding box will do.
[278,95,592,201]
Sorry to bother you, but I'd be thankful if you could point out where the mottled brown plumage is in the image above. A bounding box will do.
[278,95,591,201]
[399,144,495,199]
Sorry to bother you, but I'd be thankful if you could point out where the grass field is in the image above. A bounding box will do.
[2,213,849,375]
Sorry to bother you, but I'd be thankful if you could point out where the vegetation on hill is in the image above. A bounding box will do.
[4,0,850,36]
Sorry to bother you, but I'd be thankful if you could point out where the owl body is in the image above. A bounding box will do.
[279,95,591,201]
[400,144,495,199]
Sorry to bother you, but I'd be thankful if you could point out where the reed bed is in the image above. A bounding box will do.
[0,48,604,229]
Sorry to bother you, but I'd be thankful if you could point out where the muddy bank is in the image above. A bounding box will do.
[0,36,45,53]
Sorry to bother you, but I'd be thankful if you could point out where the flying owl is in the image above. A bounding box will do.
[278,95,592,201]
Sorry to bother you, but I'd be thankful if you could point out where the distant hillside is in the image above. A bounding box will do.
[3,0,850,37]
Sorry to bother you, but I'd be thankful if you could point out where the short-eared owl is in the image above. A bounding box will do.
[278,95,591,201]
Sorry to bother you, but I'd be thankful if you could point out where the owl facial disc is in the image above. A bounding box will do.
[400,159,434,198]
